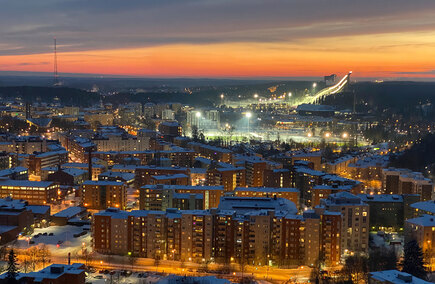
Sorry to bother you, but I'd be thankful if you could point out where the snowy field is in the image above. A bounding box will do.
[16,225,91,256]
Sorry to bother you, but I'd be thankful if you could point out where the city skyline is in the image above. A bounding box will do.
[1,0,435,78]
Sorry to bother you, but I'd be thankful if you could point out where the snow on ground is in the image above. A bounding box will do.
[16,225,91,256]
[86,272,165,284]
[370,231,404,257]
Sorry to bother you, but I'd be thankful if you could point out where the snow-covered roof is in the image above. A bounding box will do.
[82,180,124,186]
[406,214,435,227]
[234,187,299,193]
[217,196,297,215]
[1,263,85,281]
[322,191,366,206]
[296,104,334,112]
[62,168,87,177]
[0,180,55,188]
[370,270,432,284]
[142,185,224,191]
[151,174,188,180]
[27,205,50,215]
[411,200,435,214]
[53,206,86,219]
[0,166,28,177]
[358,194,403,203]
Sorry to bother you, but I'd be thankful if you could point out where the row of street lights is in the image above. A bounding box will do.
[307,132,349,139]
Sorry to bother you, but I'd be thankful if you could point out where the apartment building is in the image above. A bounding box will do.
[233,187,300,209]
[140,184,225,210]
[81,180,126,210]
[382,168,433,201]
[263,169,292,188]
[206,166,246,192]
[92,202,340,267]
[135,166,189,187]
[405,214,435,269]
[92,135,150,152]
[318,192,369,255]
[25,149,68,176]
[187,142,233,163]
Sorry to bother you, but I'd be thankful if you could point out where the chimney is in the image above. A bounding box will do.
[88,148,92,180]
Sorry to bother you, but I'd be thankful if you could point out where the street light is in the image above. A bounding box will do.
[245,112,252,133]
[254,94,258,99]
[312,82,317,88]
[324,132,331,138]
[196,112,201,129]
[342,132,348,139]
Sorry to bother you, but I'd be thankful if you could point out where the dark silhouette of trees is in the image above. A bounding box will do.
[402,240,427,280]
[369,247,397,272]
[6,249,18,283]
[390,133,435,172]
[191,125,199,141]
[339,254,369,283]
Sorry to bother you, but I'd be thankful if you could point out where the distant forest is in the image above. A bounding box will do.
[322,82,435,119]
[0,86,100,107]
[390,133,435,173]
[1,81,435,111]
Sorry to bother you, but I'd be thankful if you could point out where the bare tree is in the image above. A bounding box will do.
[38,244,51,268]
[21,256,31,273]
[27,247,39,271]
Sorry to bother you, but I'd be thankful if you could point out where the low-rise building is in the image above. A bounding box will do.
[0,263,86,284]
[51,206,87,226]
[0,180,59,205]
[0,166,28,180]
[47,168,88,185]
[369,270,432,284]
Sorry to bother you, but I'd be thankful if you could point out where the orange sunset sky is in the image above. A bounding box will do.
[1,0,435,79]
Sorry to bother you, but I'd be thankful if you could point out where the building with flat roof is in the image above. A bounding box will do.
[359,194,420,231]
[382,168,433,201]
[0,166,28,180]
[0,263,86,284]
[150,174,189,186]
[92,206,339,267]
[51,206,87,226]
[405,214,435,269]
[140,184,224,210]
[411,200,435,217]
[233,187,300,209]
[369,270,432,284]
[318,192,369,255]
[81,180,126,210]
[0,180,58,205]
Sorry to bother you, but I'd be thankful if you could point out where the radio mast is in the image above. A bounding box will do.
[53,38,60,86]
